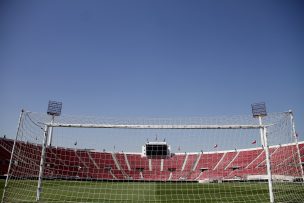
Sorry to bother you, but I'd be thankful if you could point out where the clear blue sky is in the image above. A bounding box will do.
[1,0,303,145]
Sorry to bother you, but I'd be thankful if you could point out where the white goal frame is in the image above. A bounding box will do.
[38,123,272,202]
[2,110,303,203]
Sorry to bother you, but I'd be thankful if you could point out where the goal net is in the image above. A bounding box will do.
[2,111,304,203]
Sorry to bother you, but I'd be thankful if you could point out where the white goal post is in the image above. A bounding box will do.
[2,110,304,203]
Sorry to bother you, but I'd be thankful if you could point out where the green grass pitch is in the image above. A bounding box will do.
[1,179,303,202]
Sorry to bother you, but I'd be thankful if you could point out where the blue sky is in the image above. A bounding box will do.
[0,0,303,145]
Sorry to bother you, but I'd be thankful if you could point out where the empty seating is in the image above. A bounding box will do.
[1,137,303,182]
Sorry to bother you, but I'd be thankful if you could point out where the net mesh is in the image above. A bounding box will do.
[1,111,303,203]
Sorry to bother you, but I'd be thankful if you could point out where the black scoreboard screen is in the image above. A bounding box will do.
[146,144,168,156]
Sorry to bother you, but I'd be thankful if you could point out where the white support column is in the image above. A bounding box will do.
[192,153,202,171]
[149,159,152,171]
[262,127,274,203]
[87,151,100,169]
[36,125,49,202]
[160,159,164,172]
[124,153,131,171]
[168,172,172,180]
[259,116,265,147]
[1,110,24,203]
[47,116,55,146]
[289,111,304,180]
[181,154,188,171]
[112,153,121,170]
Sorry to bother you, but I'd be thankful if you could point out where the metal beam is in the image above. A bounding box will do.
[46,123,265,129]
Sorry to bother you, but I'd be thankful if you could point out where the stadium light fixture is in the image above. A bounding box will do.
[251,102,267,118]
[251,102,274,202]
[251,102,267,149]
[47,100,62,146]
[47,100,62,116]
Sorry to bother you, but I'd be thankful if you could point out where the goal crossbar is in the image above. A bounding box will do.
[45,123,266,129]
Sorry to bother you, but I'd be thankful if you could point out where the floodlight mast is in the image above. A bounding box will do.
[252,102,267,146]
[251,102,274,203]
[46,100,62,146]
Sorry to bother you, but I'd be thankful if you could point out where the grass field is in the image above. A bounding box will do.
[1,179,303,203]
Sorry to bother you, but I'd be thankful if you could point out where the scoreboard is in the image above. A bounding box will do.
[142,142,171,157]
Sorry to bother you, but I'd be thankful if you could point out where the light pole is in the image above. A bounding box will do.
[251,102,274,203]
[47,100,62,146]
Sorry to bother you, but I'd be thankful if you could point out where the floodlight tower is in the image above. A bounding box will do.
[251,102,274,203]
[251,102,267,146]
[47,100,62,146]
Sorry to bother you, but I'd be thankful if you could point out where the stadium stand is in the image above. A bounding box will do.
[1,137,303,182]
